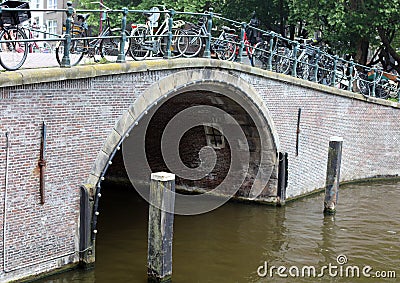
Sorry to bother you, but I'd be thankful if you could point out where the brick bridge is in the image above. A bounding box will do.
[1,59,400,282]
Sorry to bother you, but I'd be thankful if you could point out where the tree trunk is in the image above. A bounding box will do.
[377,26,400,73]
[354,38,369,65]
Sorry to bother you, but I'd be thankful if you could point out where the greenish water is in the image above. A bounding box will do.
[38,181,399,282]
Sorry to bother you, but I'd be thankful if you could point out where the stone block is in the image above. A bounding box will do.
[115,111,135,137]
[102,129,122,156]
[90,150,110,178]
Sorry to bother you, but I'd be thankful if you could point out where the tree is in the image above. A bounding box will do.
[369,0,400,73]
[77,0,220,32]
[219,0,290,35]
[76,0,400,71]
[288,0,400,70]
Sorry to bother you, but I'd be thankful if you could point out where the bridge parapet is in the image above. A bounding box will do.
[1,58,399,110]
[1,58,400,282]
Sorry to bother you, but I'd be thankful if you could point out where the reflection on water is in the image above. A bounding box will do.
[37,181,399,283]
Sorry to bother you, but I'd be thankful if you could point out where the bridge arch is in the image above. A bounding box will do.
[80,68,281,264]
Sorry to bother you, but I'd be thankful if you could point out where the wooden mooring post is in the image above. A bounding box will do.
[324,136,343,215]
[147,172,176,283]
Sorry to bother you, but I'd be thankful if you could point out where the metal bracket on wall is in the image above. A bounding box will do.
[296,108,301,156]
[38,121,47,205]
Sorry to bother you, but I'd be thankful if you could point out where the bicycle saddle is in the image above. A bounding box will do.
[143,12,152,18]
[221,26,235,33]
[77,14,90,22]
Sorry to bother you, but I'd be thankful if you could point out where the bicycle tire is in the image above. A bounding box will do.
[160,28,187,58]
[373,80,390,99]
[356,73,371,96]
[55,36,86,66]
[0,27,28,71]
[214,35,237,61]
[276,47,292,74]
[180,29,202,58]
[297,55,311,80]
[334,65,348,89]
[99,28,131,62]
[246,43,254,62]
[250,42,268,69]
[130,26,150,61]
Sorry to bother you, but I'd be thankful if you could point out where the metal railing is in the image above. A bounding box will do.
[0,1,399,102]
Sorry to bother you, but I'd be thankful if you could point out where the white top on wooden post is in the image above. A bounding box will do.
[151,172,175,181]
[330,136,344,142]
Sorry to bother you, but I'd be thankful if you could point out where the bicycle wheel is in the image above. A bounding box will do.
[100,29,131,62]
[334,65,348,89]
[180,29,202,58]
[373,80,390,99]
[356,73,371,96]
[325,65,342,88]
[250,41,268,69]
[214,35,237,61]
[130,26,150,61]
[55,36,86,66]
[317,58,331,85]
[0,27,28,71]
[297,55,311,80]
[275,47,292,74]
[160,28,187,58]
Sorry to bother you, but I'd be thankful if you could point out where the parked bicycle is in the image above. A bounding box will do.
[178,15,208,58]
[55,2,131,66]
[364,69,400,99]
[0,0,30,71]
[130,6,187,60]
[210,25,237,60]
[229,15,261,62]
[25,22,53,53]
[251,32,291,72]
[335,59,370,96]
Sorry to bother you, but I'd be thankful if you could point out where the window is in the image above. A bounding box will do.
[204,125,225,149]
[32,0,40,9]
[47,20,57,38]
[32,17,40,38]
[47,0,57,9]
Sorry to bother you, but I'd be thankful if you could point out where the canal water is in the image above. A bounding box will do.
[37,180,399,282]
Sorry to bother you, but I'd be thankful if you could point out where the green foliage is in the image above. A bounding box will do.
[288,0,400,64]
[75,0,400,67]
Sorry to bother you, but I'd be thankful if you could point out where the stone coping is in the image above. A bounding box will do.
[1,58,398,109]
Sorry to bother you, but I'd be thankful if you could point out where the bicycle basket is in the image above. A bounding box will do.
[0,1,30,25]
[62,24,83,35]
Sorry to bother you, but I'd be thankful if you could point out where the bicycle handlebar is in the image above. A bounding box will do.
[152,4,167,11]
[90,1,111,10]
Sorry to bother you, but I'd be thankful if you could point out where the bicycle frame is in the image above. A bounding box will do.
[56,5,130,66]
[187,20,208,43]
[131,11,185,56]
[24,24,51,53]
[85,15,114,56]
[236,26,258,60]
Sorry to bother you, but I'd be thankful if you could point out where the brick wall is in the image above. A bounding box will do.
[0,70,174,281]
[0,59,399,281]
[239,74,400,198]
